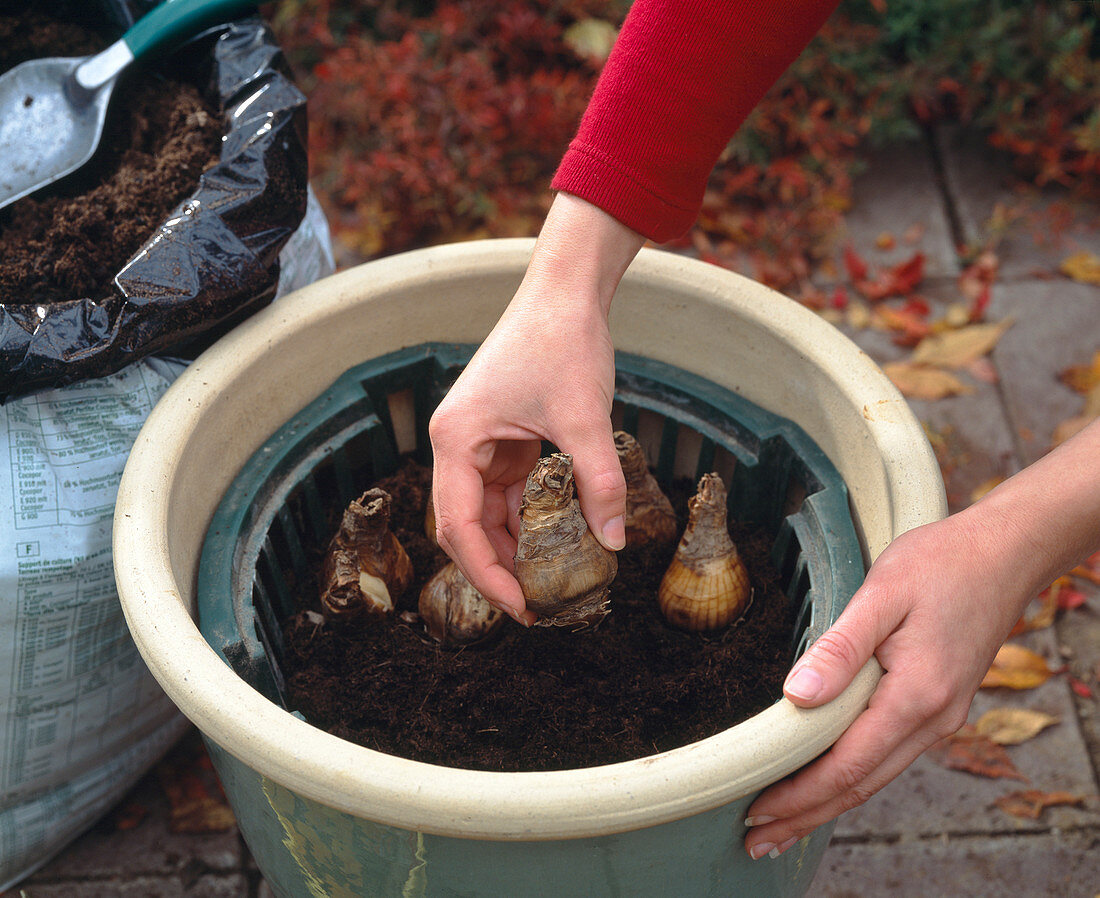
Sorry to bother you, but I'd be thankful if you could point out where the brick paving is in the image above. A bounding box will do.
[7,127,1099,897]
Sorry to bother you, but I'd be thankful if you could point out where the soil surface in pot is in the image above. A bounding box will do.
[282,459,800,772]
[0,10,221,304]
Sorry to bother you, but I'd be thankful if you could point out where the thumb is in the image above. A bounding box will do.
[783,602,886,708]
[560,426,627,552]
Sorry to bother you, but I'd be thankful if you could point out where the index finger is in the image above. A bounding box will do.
[431,460,532,625]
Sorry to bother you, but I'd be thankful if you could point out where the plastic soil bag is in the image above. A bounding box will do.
[0,2,335,887]
[0,3,311,402]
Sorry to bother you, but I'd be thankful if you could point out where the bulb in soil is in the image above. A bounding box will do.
[320,488,414,618]
[514,453,618,628]
[424,486,438,546]
[659,473,750,631]
[418,561,505,646]
[614,430,678,547]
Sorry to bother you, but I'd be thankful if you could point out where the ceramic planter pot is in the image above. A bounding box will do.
[113,239,946,897]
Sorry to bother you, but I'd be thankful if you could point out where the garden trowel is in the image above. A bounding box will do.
[0,0,258,212]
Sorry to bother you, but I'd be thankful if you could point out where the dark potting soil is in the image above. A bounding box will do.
[0,10,222,305]
[282,459,800,772]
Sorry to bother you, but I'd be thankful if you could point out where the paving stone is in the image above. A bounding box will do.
[827,281,1022,511]
[935,124,1100,281]
[834,626,1100,841]
[810,830,1100,898]
[20,734,242,886]
[1054,582,1100,795]
[838,139,960,279]
[988,278,1100,464]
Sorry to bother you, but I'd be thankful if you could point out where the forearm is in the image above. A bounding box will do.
[959,416,1100,602]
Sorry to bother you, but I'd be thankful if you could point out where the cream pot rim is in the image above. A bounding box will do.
[113,239,945,841]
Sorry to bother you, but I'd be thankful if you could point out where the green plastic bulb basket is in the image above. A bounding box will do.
[199,343,864,713]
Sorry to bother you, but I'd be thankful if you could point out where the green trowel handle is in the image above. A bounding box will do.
[124,0,261,60]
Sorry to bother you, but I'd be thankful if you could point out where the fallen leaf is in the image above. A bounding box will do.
[1059,251,1100,285]
[112,801,149,832]
[910,320,1014,369]
[1051,383,1100,446]
[981,643,1053,690]
[1069,676,1094,699]
[883,362,974,400]
[857,252,926,301]
[846,301,872,330]
[844,245,869,282]
[1071,551,1100,586]
[1040,575,1086,613]
[965,356,999,384]
[970,476,1004,503]
[562,19,618,64]
[1060,350,1100,394]
[1010,588,1058,636]
[902,222,926,244]
[157,749,236,835]
[941,303,972,328]
[928,726,1029,781]
[974,708,1058,745]
[875,231,896,250]
[958,250,999,301]
[874,305,933,345]
[968,284,992,322]
[995,789,1085,819]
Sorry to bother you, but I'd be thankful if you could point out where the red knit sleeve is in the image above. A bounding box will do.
[551,0,839,243]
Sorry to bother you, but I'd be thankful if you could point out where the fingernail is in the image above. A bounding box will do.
[505,606,529,627]
[769,836,800,859]
[749,842,775,861]
[785,665,824,702]
[601,516,626,551]
[744,815,776,827]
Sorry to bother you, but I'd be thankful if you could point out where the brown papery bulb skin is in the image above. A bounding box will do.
[658,473,750,631]
[418,561,505,646]
[320,488,414,619]
[514,453,618,628]
[424,487,438,546]
[614,430,678,547]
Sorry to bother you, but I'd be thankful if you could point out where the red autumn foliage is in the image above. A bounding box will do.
[264,0,1097,291]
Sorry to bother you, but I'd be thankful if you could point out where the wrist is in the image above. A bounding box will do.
[521,192,647,317]
[962,419,1100,597]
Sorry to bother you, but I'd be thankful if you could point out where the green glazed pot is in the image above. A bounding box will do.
[113,240,946,897]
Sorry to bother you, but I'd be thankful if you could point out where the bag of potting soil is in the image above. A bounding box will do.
[0,2,335,887]
[0,1,318,402]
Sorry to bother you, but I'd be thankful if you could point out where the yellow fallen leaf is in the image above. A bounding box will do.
[883,362,974,400]
[1051,383,1100,447]
[981,643,1053,690]
[970,476,1004,503]
[910,320,1014,369]
[974,708,1059,745]
[1060,251,1100,285]
[1011,588,1058,635]
[940,303,972,329]
[846,302,872,330]
[1060,351,1100,395]
[563,19,618,63]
